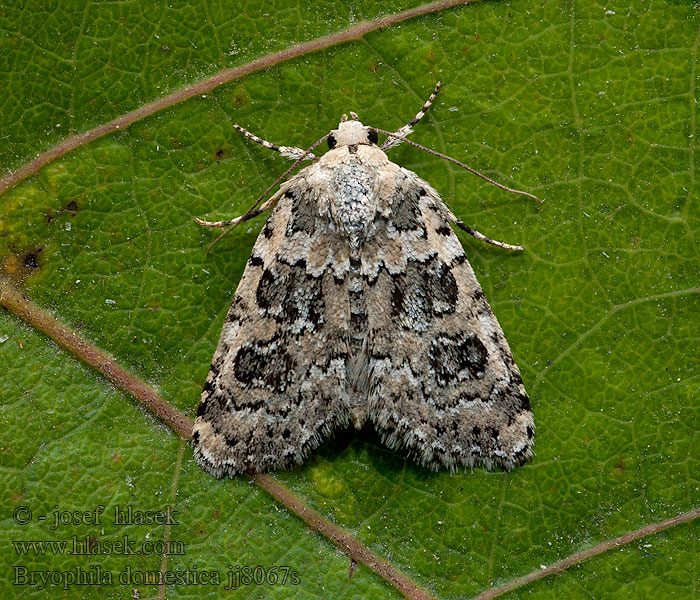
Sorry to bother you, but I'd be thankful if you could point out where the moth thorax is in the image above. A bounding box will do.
[331,162,377,246]
[332,120,371,147]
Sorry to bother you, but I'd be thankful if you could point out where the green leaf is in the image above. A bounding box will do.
[1,1,698,599]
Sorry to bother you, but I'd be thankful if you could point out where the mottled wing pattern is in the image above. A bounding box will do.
[363,170,534,471]
[193,175,353,476]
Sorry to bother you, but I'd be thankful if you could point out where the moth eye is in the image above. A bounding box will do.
[368,129,379,145]
[327,135,337,149]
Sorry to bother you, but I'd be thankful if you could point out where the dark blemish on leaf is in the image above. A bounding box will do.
[46,199,79,224]
[615,457,625,475]
[23,250,40,269]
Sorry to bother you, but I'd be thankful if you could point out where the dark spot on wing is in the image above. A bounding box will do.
[436,225,452,236]
[519,392,531,411]
[255,269,281,309]
[233,343,295,392]
[391,256,458,328]
[255,262,323,331]
[286,185,316,235]
[429,333,489,387]
[201,378,215,396]
[391,174,424,232]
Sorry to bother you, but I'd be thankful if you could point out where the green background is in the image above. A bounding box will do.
[1,0,698,598]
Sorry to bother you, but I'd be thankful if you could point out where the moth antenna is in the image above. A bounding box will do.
[381,81,441,150]
[205,133,330,255]
[233,124,313,161]
[453,220,524,251]
[373,128,541,203]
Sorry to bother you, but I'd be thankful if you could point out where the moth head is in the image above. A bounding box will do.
[327,119,379,150]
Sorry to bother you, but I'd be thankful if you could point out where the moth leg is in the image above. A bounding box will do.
[234,124,314,161]
[195,195,278,228]
[196,208,263,228]
[381,81,441,150]
[454,219,524,251]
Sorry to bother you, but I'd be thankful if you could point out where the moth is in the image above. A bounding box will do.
[193,83,535,477]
